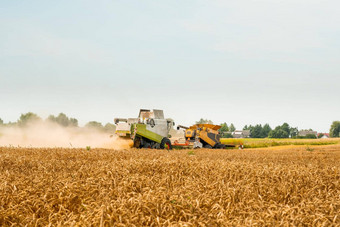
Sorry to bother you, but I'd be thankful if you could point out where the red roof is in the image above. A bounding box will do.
[317,133,330,137]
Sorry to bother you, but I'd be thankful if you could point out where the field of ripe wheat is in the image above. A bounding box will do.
[0,145,339,226]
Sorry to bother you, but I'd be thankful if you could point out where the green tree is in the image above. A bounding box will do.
[55,113,69,126]
[229,123,236,132]
[250,124,263,138]
[196,118,213,124]
[281,123,290,136]
[222,133,233,138]
[104,123,116,133]
[69,118,78,127]
[18,112,41,127]
[268,128,289,138]
[219,122,229,134]
[219,122,232,138]
[85,121,104,130]
[47,115,56,122]
[48,113,78,127]
[246,125,254,137]
[0,118,3,125]
[290,127,299,138]
[244,124,271,138]
[330,121,340,137]
[262,124,272,138]
[268,123,295,138]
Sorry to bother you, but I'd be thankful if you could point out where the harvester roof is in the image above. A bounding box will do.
[114,118,128,124]
[190,124,221,131]
[138,109,164,119]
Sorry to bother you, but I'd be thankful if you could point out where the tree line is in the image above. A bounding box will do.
[196,118,340,138]
[1,114,339,138]
[0,112,116,133]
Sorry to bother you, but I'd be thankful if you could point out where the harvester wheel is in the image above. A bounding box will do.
[204,144,212,149]
[160,138,172,150]
[133,137,142,148]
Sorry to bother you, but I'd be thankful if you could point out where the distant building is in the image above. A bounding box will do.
[298,130,317,137]
[317,133,330,139]
[232,130,250,138]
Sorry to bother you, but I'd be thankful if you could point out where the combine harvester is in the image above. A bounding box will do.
[115,109,236,150]
[115,109,174,149]
[130,109,174,149]
[174,124,235,149]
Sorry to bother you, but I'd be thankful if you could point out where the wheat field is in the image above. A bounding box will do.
[0,145,339,226]
[220,138,340,148]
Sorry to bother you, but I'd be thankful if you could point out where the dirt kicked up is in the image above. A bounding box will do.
[0,145,339,226]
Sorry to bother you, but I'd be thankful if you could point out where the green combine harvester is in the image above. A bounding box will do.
[130,109,174,150]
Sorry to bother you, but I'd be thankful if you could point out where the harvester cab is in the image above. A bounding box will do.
[114,118,138,138]
[131,109,174,149]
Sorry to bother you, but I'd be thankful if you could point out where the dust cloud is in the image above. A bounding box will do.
[0,122,132,149]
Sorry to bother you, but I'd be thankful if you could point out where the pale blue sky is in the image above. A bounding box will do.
[1,0,339,132]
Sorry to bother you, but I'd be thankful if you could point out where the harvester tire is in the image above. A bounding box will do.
[160,138,172,150]
[133,137,142,148]
[204,144,212,149]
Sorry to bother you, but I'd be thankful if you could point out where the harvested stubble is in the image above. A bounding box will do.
[0,145,339,226]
